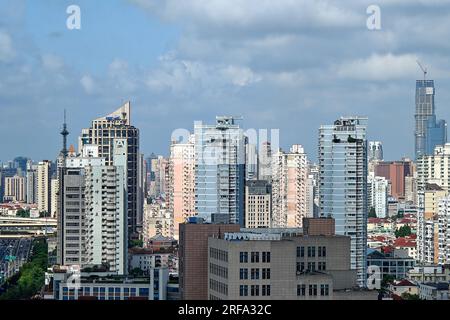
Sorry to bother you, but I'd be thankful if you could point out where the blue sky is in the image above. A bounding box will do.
[1,0,450,163]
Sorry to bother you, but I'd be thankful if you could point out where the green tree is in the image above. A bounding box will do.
[395,225,412,238]
[368,207,377,218]
[401,292,420,300]
[0,239,48,300]
[16,209,30,218]
[128,239,143,248]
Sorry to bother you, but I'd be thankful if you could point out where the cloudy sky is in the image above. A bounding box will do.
[1,0,450,163]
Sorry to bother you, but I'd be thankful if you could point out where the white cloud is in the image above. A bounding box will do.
[0,30,15,62]
[41,54,64,71]
[80,75,96,94]
[336,53,419,80]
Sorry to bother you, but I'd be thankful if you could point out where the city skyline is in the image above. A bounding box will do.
[3,1,450,162]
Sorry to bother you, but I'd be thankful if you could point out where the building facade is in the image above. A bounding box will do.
[245,180,272,229]
[79,102,141,240]
[168,136,195,239]
[271,145,309,228]
[194,116,246,225]
[318,116,368,287]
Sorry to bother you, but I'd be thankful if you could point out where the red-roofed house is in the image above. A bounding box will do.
[393,237,417,260]
[389,279,418,297]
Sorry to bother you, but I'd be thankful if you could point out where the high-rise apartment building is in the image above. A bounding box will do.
[245,139,258,181]
[374,160,414,200]
[245,180,272,229]
[438,196,450,265]
[417,143,450,193]
[26,160,37,204]
[368,141,383,162]
[271,145,309,228]
[415,80,447,159]
[368,175,388,218]
[168,136,195,239]
[50,178,59,218]
[417,183,447,264]
[149,156,169,199]
[143,202,174,243]
[79,102,141,239]
[57,139,128,275]
[318,116,368,287]
[37,160,52,213]
[194,116,246,225]
[3,175,26,202]
[258,141,272,182]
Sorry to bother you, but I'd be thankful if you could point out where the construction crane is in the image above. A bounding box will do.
[416,60,428,81]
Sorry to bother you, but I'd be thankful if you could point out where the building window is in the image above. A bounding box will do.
[262,252,271,263]
[297,246,305,258]
[251,252,260,263]
[251,268,260,280]
[251,285,259,297]
[309,285,318,296]
[240,252,248,263]
[262,285,271,297]
[262,268,271,280]
[240,285,248,297]
[240,268,248,280]
[318,246,326,257]
[320,284,329,296]
[318,262,326,271]
[296,262,305,273]
[307,246,316,258]
[297,284,306,296]
[307,262,316,272]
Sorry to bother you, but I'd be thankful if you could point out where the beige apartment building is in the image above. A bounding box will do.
[168,135,195,239]
[271,145,309,228]
[4,175,26,202]
[245,180,272,228]
[37,160,51,213]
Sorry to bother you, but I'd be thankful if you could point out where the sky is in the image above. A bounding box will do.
[1,0,450,163]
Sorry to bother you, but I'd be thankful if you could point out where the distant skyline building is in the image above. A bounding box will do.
[415,79,447,159]
[417,143,450,193]
[79,102,142,239]
[368,174,388,218]
[3,175,26,202]
[318,116,368,287]
[37,160,51,213]
[374,160,414,200]
[245,180,272,229]
[368,141,383,162]
[245,139,258,181]
[258,141,272,182]
[271,145,310,228]
[194,116,246,225]
[168,135,195,239]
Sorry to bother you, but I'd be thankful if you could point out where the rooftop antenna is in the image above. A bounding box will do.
[60,109,69,159]
[416,60,428,81]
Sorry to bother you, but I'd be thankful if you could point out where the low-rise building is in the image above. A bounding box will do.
[419,282,449,300]
[367,249,415,280]
[388,279,418,297]
[207,218,376,300]
[44,266,169,300]
[407,265,450,283]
